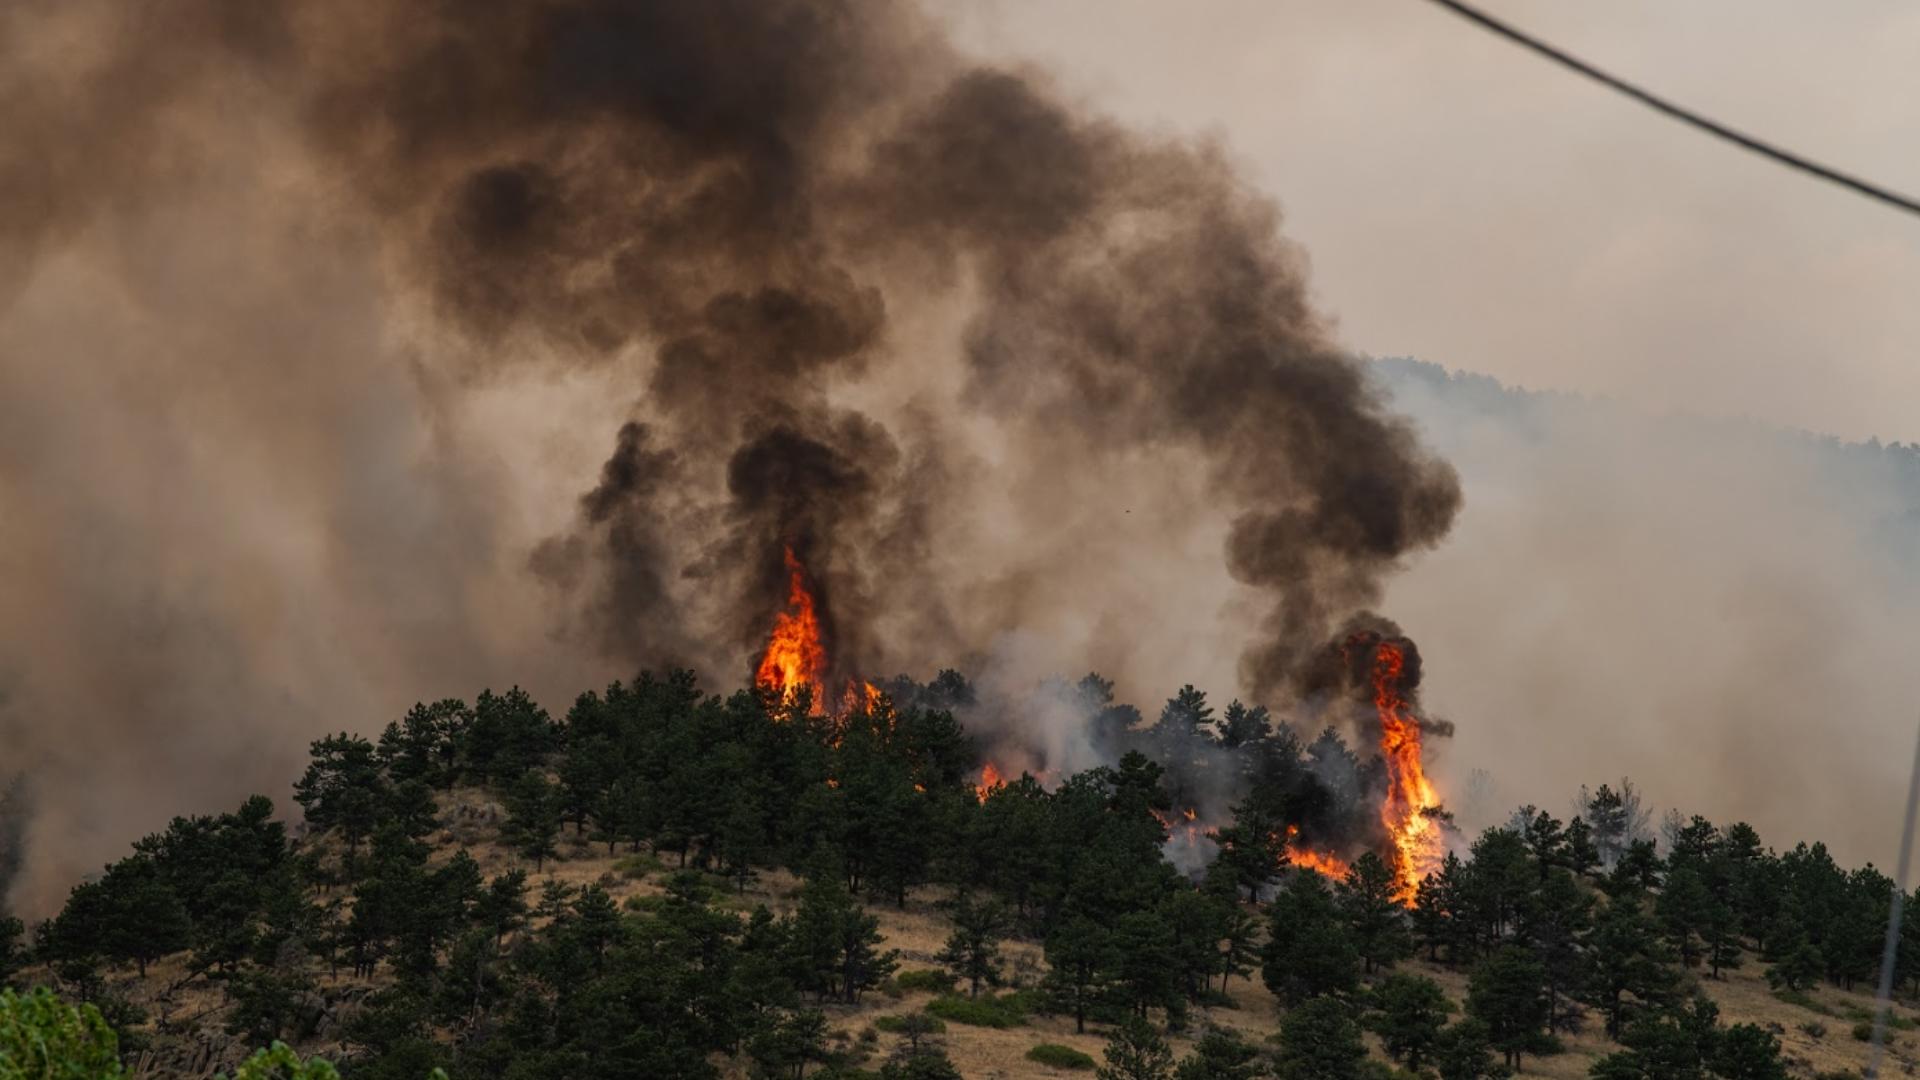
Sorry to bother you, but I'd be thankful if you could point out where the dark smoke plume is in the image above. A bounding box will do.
[0,0,1456,910]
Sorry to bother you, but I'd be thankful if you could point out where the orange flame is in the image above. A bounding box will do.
[755,546,827,714]
[973,762,1005,803]
[1277,825,1352,880]
[1286,847,1355,878]
[840,679,887,719]
[1371,642,1443,902]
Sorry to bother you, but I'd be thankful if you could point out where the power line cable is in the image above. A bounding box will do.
[1420,0,1920,219]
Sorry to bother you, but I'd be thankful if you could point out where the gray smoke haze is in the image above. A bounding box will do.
[1378,360,1920,869]
[0,0,1457,914]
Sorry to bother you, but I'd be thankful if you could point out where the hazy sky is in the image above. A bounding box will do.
[933,0,1920,442]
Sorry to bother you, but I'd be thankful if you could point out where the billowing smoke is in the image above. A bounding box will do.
[0,0,1456,912]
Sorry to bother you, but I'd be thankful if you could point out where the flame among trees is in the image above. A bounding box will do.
[1369,640,1447,902]
[752,550,1450,901]
[754,546,828,712]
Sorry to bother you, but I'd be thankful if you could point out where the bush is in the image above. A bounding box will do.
[1852,1021,1874,1041]
[893,969,957,995]
[0,987,125,1079]
[925,992,1031,1029]
[1024,1043,1096,1070]
[612,852,665,880]
[1799,1020,1827,1040]
[873,1014,946,1035]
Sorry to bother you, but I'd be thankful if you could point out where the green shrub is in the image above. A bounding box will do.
[217,1044,342,1080]
[0,987,125,1079]
[925,992,1030,1029]
[611,852,664,880]
[1024,1043,1096,1070]
[1799,1020,1827,1040]
[874,1014,946,1035]
[893,969,957,994]
[1852,1021,1874,1041]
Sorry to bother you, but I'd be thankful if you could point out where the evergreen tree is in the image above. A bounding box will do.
[475,869,528,947]
[1261,873,1360,1006]
[502,773,561,872]
[1517,867,1592,1032]
[1368,972,1453,1072]
[96,855,191,977]
[1712,1024,1789,1080]
[1563,816,1602,878]
[746,1009,830,1080]
[935,894,1008,999]
[1467,946,1553,1071]
[1656,866,1717,970]
[1276,997,1367,1080]
[1588,993,1720,1080]
[1522,810,1567,879]
[1210,804,1284,903]
[1583,895,1679,1038]
[1216,701,1272,751]
[1042,915,1115,1034]
[784,869,897,1004]
[1099,1017,1175,1080]
[1433,1019,1510,1080]
[1762,927,1823,993]
[1413,853,1470,965]
[1173,1029,1262,1080]
[1109,909,1181,1020]
[294,734,384,858]
[1339,852,1412,973]
[1216,903,1259,996]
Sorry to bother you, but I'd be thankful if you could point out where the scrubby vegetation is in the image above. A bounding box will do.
[3,668,1919,1077]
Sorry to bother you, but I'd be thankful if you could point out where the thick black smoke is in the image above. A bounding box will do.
[305,0,1461,694]
[0,0,1457,908]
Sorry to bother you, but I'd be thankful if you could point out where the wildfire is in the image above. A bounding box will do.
[755,546,828,713]
[1370,641,1444,902]
[841,679,886,718]
[1278,825,1352,880]
[973,762,1005,803]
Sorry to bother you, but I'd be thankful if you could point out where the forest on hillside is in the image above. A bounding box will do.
[3,669,1917,1079]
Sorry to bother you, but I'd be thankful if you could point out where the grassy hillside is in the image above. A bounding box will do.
[18,783,1917,1079]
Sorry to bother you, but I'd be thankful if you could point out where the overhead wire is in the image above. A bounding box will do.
[1419,6,1920,1073]
[1420,0,1920,219]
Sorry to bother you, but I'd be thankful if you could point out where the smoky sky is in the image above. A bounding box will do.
[0,0,1457,913]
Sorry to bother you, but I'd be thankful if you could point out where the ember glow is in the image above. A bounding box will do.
[1369,641,1445,901]
[754,546,828,713]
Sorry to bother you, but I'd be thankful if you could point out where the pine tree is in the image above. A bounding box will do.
[1467,946,1553,1071]
[1043,915,1116,1034]
[1173,1029,1261,1080]
[1261,873,1360,1006]
[1433,1019,1509,1080]
[1098,1017,1175,1080]
[1276,997,1367,1080]
[501,773,561,872]
[935,894,1007,999]
[1583,895,1679,1037]
[1368,972,1453,1072]
[1340,852,1413,973]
